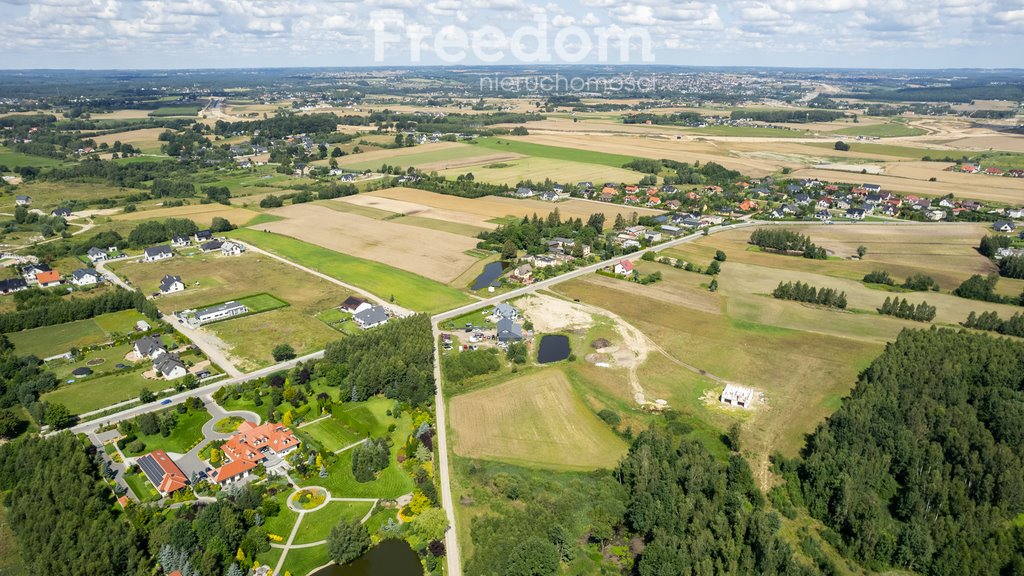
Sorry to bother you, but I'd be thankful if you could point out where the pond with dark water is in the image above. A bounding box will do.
[470,261,507,290]
[537,334,571,364]
[310,539,422,576]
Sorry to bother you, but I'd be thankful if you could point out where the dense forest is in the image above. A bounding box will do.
[749,229,827,259]
[321,314,435,406]
[0,287,159,334]
[0,334,58,417]
[792,328,1024,574]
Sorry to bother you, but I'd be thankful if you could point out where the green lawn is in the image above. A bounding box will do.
[315,308,361,336]
[235,293,289,313]
[292,501,374,544]
[832,123,927,138]
[262,491,300,540]
[338,142,499,172]
[214,416,244,433]
[685,125,810,138]
[298,417,364,452]
[123,407,211,456]
[227,228,471,313]
[244,213,285,227]
[279,545,330,576]
[124,471,160,502]
[6,309,149,358]
[43,369,161,415]
[473,137,638,168]
[255,547,283,573]
[331,397,394,437]
[148,105,202,117]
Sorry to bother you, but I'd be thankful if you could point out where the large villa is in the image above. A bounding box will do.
[211,421,300,485]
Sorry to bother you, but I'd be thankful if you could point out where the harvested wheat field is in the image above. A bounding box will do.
[363,187,663,223]
[113,203,259,227]
[93,127,168,154]
[336,141,509,172]
[339,191,498,230]
[260,203,479,282]
[448,369,627,470]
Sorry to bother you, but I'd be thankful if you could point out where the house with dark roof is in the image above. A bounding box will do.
[200,240,224,252]
[87,247,108,262]
[171,236,190,248]
[845,208,866,220]
[134,335,166,359]
[339,296,372,314]
[0,278,27,294]
[512,187,534,198]
[194,230,213,242]
[221,241,244,256]
[497,318,523,342]
[138,449,188,496]
[21,262,50,282]
[154,353,187,380]
[160,275,184,294]
[494,302,519,320]
[143,245,173,262]
[993,220,1016,233]
[51,208,71,218]
[14,195,30,206]
[353,306,389,329]
[71,268,100,286]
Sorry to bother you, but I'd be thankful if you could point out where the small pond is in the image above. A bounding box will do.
[537,334,571,364]
[470,261,507,291]
[311,539,423,576]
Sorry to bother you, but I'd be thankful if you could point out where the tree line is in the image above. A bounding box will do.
[878,297,936,322]
[953,274,1024,305]
[407,173,510,199]
[0,287,158,334]
[862,270,939,291]
[750,229,827,259]
[773,281,847,309]
[962,310,1024,338]
[478,209,605,256]
[731,109,846,123]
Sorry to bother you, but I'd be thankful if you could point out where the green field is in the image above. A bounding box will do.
[6,309,150,358]
[832,122,927,138]
[279,546,330,576]
[148,105,202,117]
[0,146,66,169]
[297,416,364,452]
[337,143,499,171]
[125,470,160,502]
[292,501,374,544]
[227,228,472,313]
[685,125,811,138]
[473,137,638,168]
[234,293,289,313]
[261,491,299,539]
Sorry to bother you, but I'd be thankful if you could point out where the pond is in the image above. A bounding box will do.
[470,261,507,291]
[537,334,571,364]
[311,539,423,576]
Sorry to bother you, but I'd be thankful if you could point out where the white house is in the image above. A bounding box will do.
[171,236,191,248]
[87,247,108,263]
[720,383,755,408]
[494,302,519,320]
[353,306,389,329]
[993,220,1016,233]
[221,241,244,256]
[159,275,184,294]
[143,246,174,262]
[14,195,31,206]
[134,335,166,360]
[70,268,101,286]
[154,354,188,380]
[339,296,372,315]
[614,260,634,276]
[194,301,248,324]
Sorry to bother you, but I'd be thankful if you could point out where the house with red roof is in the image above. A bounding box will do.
[35,270,61,288]
[613,260,634,275]
[138,449,188,496]
[985,167,1004,176]
[211,421,300,486]
[623,195,639,204]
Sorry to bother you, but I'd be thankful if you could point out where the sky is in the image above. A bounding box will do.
[0,0,1022,69]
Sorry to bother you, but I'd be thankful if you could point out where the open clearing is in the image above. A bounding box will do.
[228,228,471,313]
[92,127,168,154]
[113,203,258,227]
[6,309,149,358]
[336,141,521,172]
[448,369,627,470]
[363,187,663,223]
[259,202,480,283]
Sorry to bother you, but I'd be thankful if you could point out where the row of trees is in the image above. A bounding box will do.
[732,109,846,123]
[773,281,848,309]
[953,274,1023,305]
[862,270,939,291]
[878,297,936,322]
[479,209,606,255]
[0,287,158,334]
[962,310,1024,337]
[750,228,827,259]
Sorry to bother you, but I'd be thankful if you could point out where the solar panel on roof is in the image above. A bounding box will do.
[137,454,165,487]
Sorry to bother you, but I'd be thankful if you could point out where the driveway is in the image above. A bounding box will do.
[173,396,261,480]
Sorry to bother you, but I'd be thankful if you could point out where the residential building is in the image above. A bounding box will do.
[221,241,244,256]
[353,306,389,329]
[494,302,519,320]
[339,296,373,314]
[614,260,634,276]
[143,246,173,262]
[510,264,533,283]
[87,247,108,262]
[200,240,223,252]
[171,236,190,248]
[154,354,188,380]
[51,208,72,218]
[496,318,523,342]
[138,449,188,496]
[0,278,27,294]
[71,268,100,286]
[160,275,184,294]
[845,208,866,220]
[35,270,61,287]
[720,383,755,408]
[211,421,300,486]
[14,195,30,206]
[993,220,1016,233]
[134,335,166,359]
[21,262,50,282]
[194,301,248,324]
[194,230,213,242]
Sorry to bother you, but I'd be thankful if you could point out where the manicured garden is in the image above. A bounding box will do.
[122,405,211,456]
[292,501,374,544]
[296,417,363,453]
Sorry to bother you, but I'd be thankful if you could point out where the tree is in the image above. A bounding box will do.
[139,388,156,404]
[505,536,560,576]
[714,250,727,262]
[0,408,25,438]
[501,239,518,260]
[410,507,449,542]
[272,344,296,362]
[326,519,370,565]
[331,147,343,158]
[210,217,235,233]
[708,278,718,292]
[138,412,159,435]
[834,140,850,151]
[856,245,868,258]
[706,260,721,275]
[44,403,72,429]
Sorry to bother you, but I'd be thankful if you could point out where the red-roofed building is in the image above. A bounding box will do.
[614,260,634,275]
[138,449,188,496]
[35,270,61,287]
[623,195,639,204]
[211,421,300,486]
